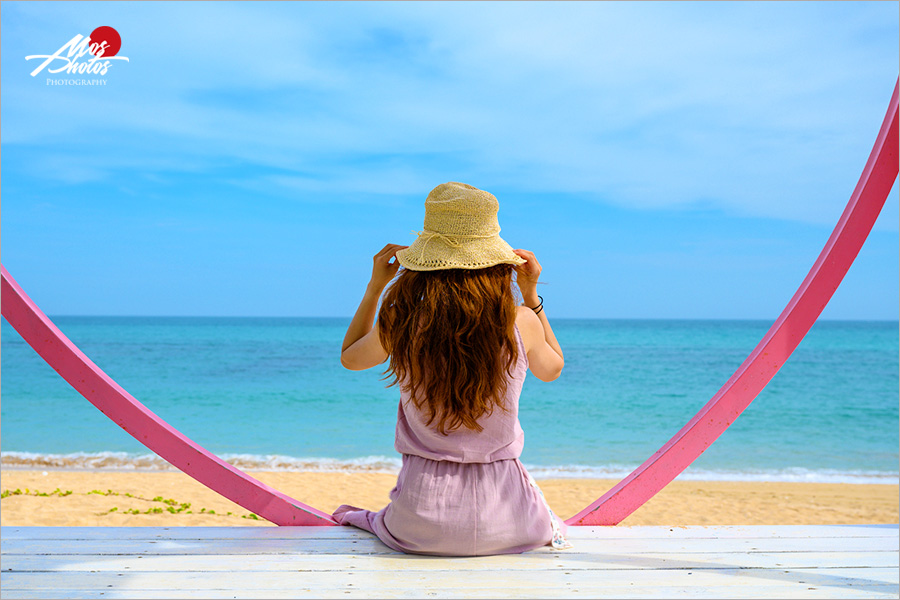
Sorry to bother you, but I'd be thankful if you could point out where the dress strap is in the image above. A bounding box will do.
[513,323,529,370]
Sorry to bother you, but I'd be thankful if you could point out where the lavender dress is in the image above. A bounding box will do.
[333,325,570,556]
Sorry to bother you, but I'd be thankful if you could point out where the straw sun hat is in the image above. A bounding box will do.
[396,182,526,271]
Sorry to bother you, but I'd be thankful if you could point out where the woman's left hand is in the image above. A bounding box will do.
[512,248,542,306]
[369,244,408,290]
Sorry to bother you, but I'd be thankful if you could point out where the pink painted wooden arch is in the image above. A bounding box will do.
[0,267,337,526]
[2,78,897,527]
[568,78,899,525]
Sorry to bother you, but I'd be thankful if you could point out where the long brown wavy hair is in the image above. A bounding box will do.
[377,265,520,435]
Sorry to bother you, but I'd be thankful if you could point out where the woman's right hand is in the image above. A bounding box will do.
[512,249,542,307]
[369,244,408,291]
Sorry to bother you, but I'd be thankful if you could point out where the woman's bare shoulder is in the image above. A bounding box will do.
[515,305,542,352]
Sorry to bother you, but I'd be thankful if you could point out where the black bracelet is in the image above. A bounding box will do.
[528,295,543,315]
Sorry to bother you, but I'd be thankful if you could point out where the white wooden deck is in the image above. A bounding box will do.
[1,525,897,599]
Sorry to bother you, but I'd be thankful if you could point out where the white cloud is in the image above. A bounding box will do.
[2,1,897,228]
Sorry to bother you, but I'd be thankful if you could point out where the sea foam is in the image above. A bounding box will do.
[2,451,896,484]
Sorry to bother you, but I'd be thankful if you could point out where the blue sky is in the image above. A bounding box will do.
[2,1,898,319]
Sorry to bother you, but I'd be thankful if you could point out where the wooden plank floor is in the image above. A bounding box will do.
[2,525,897,599]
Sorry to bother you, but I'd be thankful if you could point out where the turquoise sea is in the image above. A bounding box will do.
[1,317,897,483]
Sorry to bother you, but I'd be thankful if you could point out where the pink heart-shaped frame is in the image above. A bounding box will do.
[2,79,896,527]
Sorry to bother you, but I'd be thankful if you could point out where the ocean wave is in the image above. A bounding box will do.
[2,451,176,471]
[522,464,900,485]
[0,451,403,473]
[1,452,896,484]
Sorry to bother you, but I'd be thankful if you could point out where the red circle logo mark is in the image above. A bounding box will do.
[89,26,121,57]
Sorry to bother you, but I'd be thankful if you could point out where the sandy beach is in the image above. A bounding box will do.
[1,469,896,527]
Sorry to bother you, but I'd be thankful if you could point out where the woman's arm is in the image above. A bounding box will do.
[340,243,407,371]
[513,249,564,382]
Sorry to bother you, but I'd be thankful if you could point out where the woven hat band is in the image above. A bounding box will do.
[422,210,501,238]
[411,229,501,264]
[415,230,500,247]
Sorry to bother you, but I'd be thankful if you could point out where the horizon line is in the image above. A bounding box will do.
[13,314,899,324]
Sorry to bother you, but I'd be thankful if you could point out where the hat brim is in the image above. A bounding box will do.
[396,235,526,271]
